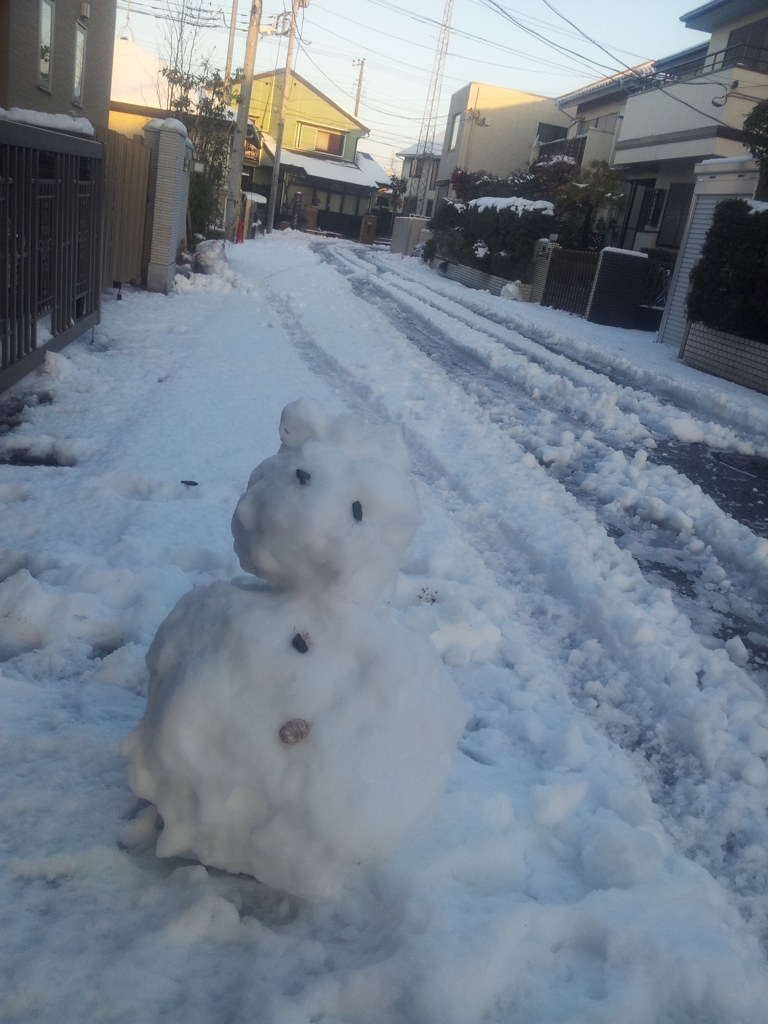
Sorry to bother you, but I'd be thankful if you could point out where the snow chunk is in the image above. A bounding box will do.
[725,635,749,667]
[582,814,663,888]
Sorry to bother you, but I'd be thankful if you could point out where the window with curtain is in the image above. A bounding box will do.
[73,21,86,104]
[39,0,54,89]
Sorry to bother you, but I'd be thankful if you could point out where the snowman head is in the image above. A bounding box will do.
[231,400,420,605]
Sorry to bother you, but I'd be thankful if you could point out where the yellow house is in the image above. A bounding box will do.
[244,69,390,237]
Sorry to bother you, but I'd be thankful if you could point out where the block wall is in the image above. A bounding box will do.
[683,323,768,396]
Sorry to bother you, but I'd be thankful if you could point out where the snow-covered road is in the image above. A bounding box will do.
[3,232,768,1023]
[281,239,768,940]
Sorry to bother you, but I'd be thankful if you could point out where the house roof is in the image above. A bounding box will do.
[652,43,710,70]
[250,69,369,133]
[261,136,390,190]
[396,140,443,159]
[681,0,767,32]
[556,62,655,108]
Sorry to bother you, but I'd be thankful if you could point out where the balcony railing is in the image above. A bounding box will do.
[632,43,768,91]
[536,135,587,164]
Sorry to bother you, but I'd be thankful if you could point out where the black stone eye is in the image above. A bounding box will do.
[296,468,311,485]
[352,500,363,522]
[292,632,310,653]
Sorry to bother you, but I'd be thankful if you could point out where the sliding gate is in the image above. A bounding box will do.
[1,120,103,391]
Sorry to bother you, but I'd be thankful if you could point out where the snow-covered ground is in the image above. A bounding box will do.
[2,232,768,1023]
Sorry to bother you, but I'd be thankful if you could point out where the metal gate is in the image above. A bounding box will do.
[1,120,103,391]
[540,248,600,316]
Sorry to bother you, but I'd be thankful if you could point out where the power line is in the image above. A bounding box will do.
[477,0,622,80]
[536,0,744,128]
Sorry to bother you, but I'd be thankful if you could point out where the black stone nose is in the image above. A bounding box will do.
[296,469,311,485]
[292,633,310,653]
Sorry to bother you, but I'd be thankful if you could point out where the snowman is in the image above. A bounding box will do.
[121,399,466,900]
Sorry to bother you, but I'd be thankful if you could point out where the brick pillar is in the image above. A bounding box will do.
[142,118,194,294]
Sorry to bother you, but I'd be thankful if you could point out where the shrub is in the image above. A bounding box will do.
[421,236,437,263]
[686,199,768,343]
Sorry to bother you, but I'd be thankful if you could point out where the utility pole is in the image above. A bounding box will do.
[223,0,238,102]
[224,1,262,242]
[265,0,306,234]
[353,58,365,117]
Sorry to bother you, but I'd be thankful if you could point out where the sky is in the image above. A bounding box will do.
[114,0,710,170]
[2,231,768,1022]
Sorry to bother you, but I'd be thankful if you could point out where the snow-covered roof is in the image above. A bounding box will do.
[262,137,390,190]
[396,140,443,159]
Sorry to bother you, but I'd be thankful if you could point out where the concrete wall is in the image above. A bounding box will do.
[391,216,430,256]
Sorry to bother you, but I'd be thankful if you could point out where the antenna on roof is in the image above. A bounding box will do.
[118,0,134,41]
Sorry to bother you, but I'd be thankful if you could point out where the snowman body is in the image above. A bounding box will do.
[122,400,465,899]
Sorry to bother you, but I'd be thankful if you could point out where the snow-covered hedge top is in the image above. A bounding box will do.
[468,196,555,215]
[0,107,94,136]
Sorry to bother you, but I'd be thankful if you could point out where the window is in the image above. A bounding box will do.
[728,16,768,62]
[39,0,54,89]
[656,182,694,248]
[537,122,567,144]
[298,124,345,156]
[73,22,86,104]
[645,188,666,228]
[315,129,344,156]
[448,112,461,151]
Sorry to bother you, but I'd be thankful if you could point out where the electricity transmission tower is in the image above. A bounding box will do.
[414,0,453,216]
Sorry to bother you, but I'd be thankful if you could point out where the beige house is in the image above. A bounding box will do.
[435,82,570,201]
[611,0,768,251]
[537,63,654,171]
[244,69,390,237]
[396,140,442,217]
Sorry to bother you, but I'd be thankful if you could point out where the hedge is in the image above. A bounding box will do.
[686,199,768,344]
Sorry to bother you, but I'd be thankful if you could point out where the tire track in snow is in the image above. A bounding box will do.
[339,245,768,445]
[316,244,768,683]
[260,254,768,948]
